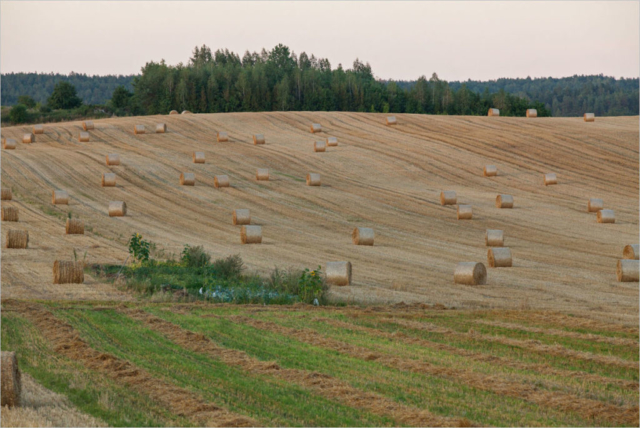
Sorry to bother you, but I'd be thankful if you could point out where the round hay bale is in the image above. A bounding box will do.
[180,172,195,186]
[106,154,120,166]
[597,209,615,224]
[1,351,21,408]
[79,132,90,142]
[155,123,167,133]
[253,134,265,145]
[217,132,228,142]
[109,201,126,217]
[584,113,595,122]
[543,173,557,186]
[485,229,504,247]
[617,260,639,282]
[181,110,192,115]
[587,198,603,212]
[214,175,230,188]
[386,116,397,126]
[2,207,19,222]
[326,137,338,146]
[53,261,84,284]
[5,230,28,249]
[169,110,179,115]
[256,168,269,181]
[623,244,639,260]
[65,218,84,235]
[496,194,514,208]
[101,173,116,187]
[241,225,262,244]
[52,190,69,205]
[326,261,352,286]
[306,173,321,186]
[483,165,497,177]
[233,209,251,225]
[352,227,374,246]
[310,123,322,133]
[454,262,487,285]
[526,109,537,118]
[33,124,44,135]
[488,247,512,267]
[314,141,327,152]
[82,121,94,131]
[22,133,34,144]
[134,125,145,135]
[488,108,500,117]
[193,152,205,163]
[457,205,473,220]
[3,138,17,150]
[440,191,457,206]
[1,188,12,201]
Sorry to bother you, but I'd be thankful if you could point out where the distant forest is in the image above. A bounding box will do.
[1,45,638,117]
[1,72,135,106]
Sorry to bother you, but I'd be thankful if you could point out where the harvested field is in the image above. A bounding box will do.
[0,113,636,322]
[1,300,637,427]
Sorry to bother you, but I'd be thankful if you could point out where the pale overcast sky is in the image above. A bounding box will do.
[1,1,638,81]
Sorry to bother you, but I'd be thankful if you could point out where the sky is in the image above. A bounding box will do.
[1,1,638,81]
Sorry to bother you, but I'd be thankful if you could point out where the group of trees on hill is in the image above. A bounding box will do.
[130,44,549,117]
[3,44,638,125]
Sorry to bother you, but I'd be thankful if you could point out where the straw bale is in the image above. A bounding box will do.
[485,229,504,247]
[623,244,639,260]
[180,172,195,186]
[181,110,192,114]
[454,262,487,285]
[483,165,497,177]
[253,134,265,145]
[256,168,269,181]
[169,110,179,115]
[101,173,116,187]
[53,261,84,284]
[241,225,262,244]
[544,173,557,186]
[314,141,326,152]
[193,152,205,163]
[488,247,512,267]
[79,132,90,142]
[440,191,457,205]
[306,173,321,186]
[597,209,615,224]
[155,123,167,133]
[217,132,228,142]
[6,230,28,249]
[106,154,120,166]
[326,261,352,286]
[2,207,19,222]
[214,175,230,188]
[109,201,126,217]
[457,205,473,220]
[52,190,69,205]
[82,121,94,131]
[33,124,44,134]
[1,351,21,407]
[352,227,374,246]
[496,194,514,208]
[526,109,537,118]
[584,113,595,122]
[134,125,145,134]
[587,198,604,212]
[617,260,639,282]
[2,188,12,201]
[65,218,84,234]
[326,136,338,146]
[3,138,17,150]
[22,134,34,144]
[233,209,251,225]
[386,116,397,125]
[488,108,500,116]
[310,123,322,133]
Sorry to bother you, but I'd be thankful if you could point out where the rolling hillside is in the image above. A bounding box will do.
[1,112,638,323]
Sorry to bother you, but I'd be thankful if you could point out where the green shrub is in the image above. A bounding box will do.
[9,105,29,123]
[297,266,326,304]
[211,254,243,279]
[128,233,150,263]
[180,245,211,268]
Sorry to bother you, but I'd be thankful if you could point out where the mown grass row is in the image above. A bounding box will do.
[3,302,638,427]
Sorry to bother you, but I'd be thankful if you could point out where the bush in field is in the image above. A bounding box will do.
[48,82,82,110]
[298,266,326,304]
[181,245,211,268]
[17,95,36,109]
[128,233,150,263]
[211,254,244,279]
[9,105,28,123]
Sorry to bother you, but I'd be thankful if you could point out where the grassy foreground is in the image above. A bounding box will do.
[2,300,638,427]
